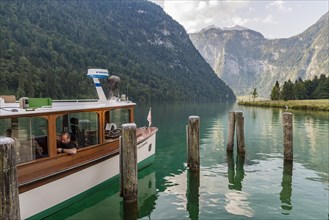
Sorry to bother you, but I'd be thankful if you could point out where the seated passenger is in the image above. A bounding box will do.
[70,117,85,147]
[57,132,77,155]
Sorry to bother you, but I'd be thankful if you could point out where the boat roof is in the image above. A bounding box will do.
[0,99,136,118]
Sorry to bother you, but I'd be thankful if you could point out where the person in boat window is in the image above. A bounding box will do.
[57,132,77,155]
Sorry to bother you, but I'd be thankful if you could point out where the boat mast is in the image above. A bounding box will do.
[87,69,109,102]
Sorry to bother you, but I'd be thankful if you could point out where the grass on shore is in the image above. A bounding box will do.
[238,99,329,111]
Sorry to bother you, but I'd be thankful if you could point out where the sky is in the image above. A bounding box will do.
[150,0,328,39]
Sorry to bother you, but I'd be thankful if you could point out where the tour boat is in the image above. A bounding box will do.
[56,166,157,219]
[0,69,158,219]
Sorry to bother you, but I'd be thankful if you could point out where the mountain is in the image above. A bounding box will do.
[0,0,235,102]
[189,12,329,97]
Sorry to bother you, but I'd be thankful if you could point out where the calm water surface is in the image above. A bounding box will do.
[46,102,329,220]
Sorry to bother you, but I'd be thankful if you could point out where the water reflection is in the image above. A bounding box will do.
[225,151,253,217]
[123,201,138,220]
[252,107,256,121]
[44,102,329,219]
[227,151,245,191]
[304,116,316,151]
[224,191,254,218]
[280,160,293,215]
[138,169,158,219]
[271,108,280,125]
[186,170,200,220]
[137,102,328,219]
[44,166,157,220]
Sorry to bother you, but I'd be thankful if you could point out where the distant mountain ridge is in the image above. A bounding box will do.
[222,25,250,31]
[189,12,329,97]
[0,0,235,102]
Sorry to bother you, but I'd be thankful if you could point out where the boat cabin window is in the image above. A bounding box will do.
[0,117,49,164]
[56,112,99,148]
[104,108,130,140]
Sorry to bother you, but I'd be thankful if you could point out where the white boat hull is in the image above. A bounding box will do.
[19,131,156,219]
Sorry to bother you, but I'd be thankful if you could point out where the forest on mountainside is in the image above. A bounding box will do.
[0,1,235,102]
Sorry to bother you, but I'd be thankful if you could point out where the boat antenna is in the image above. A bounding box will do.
[87,69,109,102]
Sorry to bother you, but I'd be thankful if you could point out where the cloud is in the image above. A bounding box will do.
[230,16,250,26]
[267,0,292,12]
[263,14,276,24]
[248,7,255,12]
[162,0,250,33]
[149,0,328,39]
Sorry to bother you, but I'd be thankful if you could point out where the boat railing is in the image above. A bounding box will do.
[52,99,99,103]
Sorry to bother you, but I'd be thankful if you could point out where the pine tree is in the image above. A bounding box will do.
[270,81,280,100]
[251,88,258,102]
[293,78,306,100]
[281,80,294,101]
[312,74,329,98]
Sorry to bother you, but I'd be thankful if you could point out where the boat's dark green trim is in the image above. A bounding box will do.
[27,155,155,220]
[138,154,155,170]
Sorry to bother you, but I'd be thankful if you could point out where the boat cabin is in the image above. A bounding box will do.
[0,98,135,192]
[0,69,140,192]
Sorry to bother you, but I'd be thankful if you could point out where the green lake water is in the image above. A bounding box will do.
[46,102,329,220]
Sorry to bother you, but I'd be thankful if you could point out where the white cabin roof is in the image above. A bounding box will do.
[0,100,135,117]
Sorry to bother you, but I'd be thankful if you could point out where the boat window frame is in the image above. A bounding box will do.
[54,111,101,151]
[0,115,50,164]
[103,106,133,142]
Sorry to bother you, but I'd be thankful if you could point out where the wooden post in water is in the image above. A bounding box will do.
[283,112,293,160]
[119,136,123,197]
[235,111,246,155]
[123,200,138,220]
[226,151,235,189]
[186,170,200,219]
[0,137,20,220]
[187,116,200,171]
[120,123,138,203]
[227,112,235,151]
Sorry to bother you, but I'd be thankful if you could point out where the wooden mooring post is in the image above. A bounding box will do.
[227,112,235,151]
[186,169,200,219]
[282,112,293,160]
[187,116,200,171]
[0,137,20,220]
[235,111,246,155]
[123,200,138,220]
[227,151,235,188]
[120,123,138,203]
